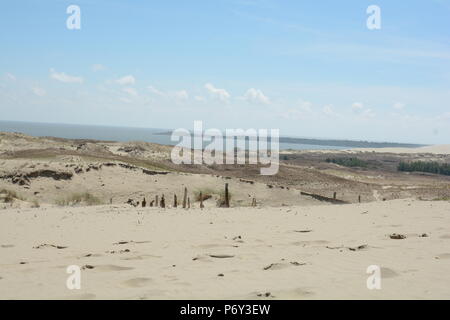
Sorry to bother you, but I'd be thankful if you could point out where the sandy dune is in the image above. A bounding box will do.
[348,145,450,155]
[1,199,449,300]
[1,132,449,300]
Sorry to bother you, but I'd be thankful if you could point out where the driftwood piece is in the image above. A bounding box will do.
[182,187,187,208]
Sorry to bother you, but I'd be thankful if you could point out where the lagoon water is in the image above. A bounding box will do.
[0,120,346,151]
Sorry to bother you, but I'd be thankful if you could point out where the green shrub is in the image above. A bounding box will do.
[0,189,25,203]
[398,161,450,176]
[326,157,368,168]
[56,192,103,206]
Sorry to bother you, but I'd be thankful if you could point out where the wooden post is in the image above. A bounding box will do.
[225,183,230,208]
[142,197,146,207]
[155,195,159,207]
[252,198,256,207]
[173,194,177,208]
[188,197,190,209]
[160,194,165,208]
[150,200,154,207]
[200,192,204,209]
[358,195,361,203]
[333,192,337,200]
[182,187,187,209]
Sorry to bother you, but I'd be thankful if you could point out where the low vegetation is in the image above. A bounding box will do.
[326,157,368,168]
[398,161,450,176]
[194,188,232,205]
[0,189,25,203]
[56,192,103,206]
[194,188,215,202]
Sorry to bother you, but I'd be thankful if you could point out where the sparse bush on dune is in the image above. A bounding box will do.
[56,192,103,206]
[0,189,25,203]
[193,188,232,206]
[31,199,40,208]
[194,188,214,202]
[326,157,368,168]
[398,161,450,176]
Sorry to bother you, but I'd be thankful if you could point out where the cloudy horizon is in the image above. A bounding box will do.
[1,0,450,144]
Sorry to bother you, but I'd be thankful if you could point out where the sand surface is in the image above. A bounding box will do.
[1,199,449,300]
[349,145,450,155]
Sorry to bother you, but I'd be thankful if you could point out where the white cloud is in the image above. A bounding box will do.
[352,102,375,118]
[393,102,406,110]
[323,104,339,117]
[174,90,189,101]
[119,97,133,104]
[147,85,165,96]
[116,75,135,86]
[31,86,46,97]
[92,64,106,72]
[360,108,376,119]
[298,100,313,113]
[437,112,450,121]
[5,73,16,81]
[204,83,230,102]
[281,100,313,119]
[122,87,138,96]
[194,95,206,102]
[352,102,364,112]
[243,88,270,105]
[50,68,83,83]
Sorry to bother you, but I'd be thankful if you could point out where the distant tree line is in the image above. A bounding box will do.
[326,157,368,168]
[398,161,450,176]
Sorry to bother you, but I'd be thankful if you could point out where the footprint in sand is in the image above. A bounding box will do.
[96,264,134,271]
[276,288,314,298]
[123,277,153,288]
[33,244,68,249]
[113,240,151,245]
[65,293,96,300]
[83,264,134,271]
[381,267,399,278]
[436,253,450,259]
[291,240,329,247]
[209,254,235,259]
[82,253,103,258]
[121,254,161,261]
[196,244,237,249]
[264,261,306,270]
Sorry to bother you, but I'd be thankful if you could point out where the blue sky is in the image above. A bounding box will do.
[1,0,450,144]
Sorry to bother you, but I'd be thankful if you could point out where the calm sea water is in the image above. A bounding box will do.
[0,120,345,151]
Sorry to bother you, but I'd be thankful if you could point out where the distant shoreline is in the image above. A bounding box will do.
[153,131,427,149]
[0,120,427,150]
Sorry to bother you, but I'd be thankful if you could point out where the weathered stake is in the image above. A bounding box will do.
[160,194,165,208]
[182,187,187,209]
[225,183,230,208]
[200,192,204,209]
